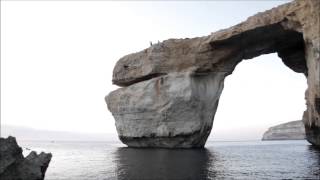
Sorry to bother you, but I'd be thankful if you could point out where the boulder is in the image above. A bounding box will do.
[262,120,306,141]
[0,136,52,180]
[106,0,320,148]
[107,72,224,148]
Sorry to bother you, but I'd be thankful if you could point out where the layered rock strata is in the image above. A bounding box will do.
[107,72,224,147]
[262,120,306,141]
[106,0,320,148]
[0,136,52,180]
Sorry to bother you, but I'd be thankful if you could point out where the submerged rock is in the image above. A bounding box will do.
[262,120,306,141]
[0,136,52,180]
[106,0,320,148]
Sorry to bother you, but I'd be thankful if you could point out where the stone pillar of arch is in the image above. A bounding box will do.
[106,0,320,148]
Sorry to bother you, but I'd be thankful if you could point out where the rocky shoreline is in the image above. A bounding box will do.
[0,136,52,180]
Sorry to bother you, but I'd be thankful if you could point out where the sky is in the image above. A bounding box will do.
[1,0,306,141]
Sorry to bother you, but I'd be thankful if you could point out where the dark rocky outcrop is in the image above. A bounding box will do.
[0,136,52,180]
[262,120,306,141]
[106,0,320,148]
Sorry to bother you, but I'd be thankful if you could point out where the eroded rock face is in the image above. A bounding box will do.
[106,0,320,148]
[0,136,52,180]
[107,72,225,148]
[262,120,306,141]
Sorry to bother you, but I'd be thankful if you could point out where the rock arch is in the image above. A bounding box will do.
[106,0,320,148]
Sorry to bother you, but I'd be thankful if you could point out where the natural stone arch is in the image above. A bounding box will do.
[106,0,320,148]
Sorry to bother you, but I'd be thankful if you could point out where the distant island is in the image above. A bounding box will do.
[262,120,306,141]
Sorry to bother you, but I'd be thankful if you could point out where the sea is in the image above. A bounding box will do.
[18,140,320,180]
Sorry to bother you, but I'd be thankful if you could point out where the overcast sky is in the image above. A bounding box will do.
[1,0,306,141]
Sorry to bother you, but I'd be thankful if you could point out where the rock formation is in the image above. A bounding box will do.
[106,0,320,148]
[262,120,306,141]
[0,136,52,180]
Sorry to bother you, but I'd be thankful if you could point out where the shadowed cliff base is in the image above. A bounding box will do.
[119,129,208,148]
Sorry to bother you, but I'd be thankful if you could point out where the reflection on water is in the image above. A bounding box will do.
[307,145,320,177]
[114,148,215,180]
[17,140,320,180]
[113,141,320,180]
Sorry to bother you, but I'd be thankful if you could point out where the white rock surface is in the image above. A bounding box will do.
[106,72,225,148]
[106,0,320,148]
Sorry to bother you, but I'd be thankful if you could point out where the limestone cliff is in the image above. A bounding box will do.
[262,120,306,141]
[106,0,320,148]
[0,136,52,180]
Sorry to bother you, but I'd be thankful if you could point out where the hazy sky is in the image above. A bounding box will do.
[1,0,306,140]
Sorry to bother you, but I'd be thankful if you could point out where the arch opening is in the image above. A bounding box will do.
[106,3,320,147]
[204,24,309,141]
[205,23,308,77]
[210,53,307,141]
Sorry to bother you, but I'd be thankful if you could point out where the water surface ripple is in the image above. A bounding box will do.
[19,140,320,180]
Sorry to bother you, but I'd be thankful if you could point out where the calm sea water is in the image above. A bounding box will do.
[18,140,319,180]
